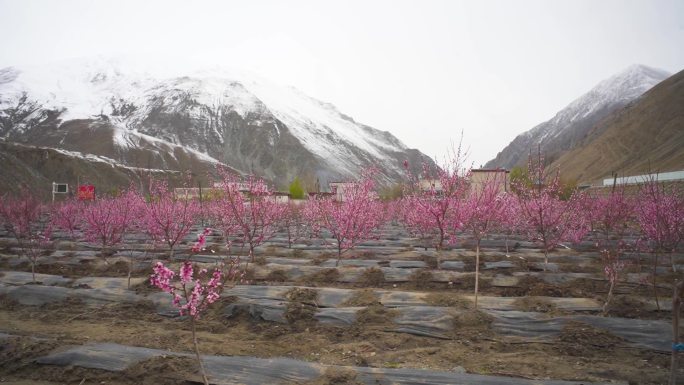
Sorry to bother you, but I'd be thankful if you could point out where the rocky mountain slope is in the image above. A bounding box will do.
[0,139,193,198]
[547,68,684,184]
[0,57,431,193]
[485,65,670,170]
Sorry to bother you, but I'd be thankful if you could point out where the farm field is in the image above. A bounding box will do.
[0,225,679,385]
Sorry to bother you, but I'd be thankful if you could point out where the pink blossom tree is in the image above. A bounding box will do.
[211,171,287,261]
[143,179,201,259]
[50,198,83,240]
[498,193,523,258]
[150,230,245,385]
[588,185,636,314]
[401,144,471,251]
[0,188,50,283]
[636,175,684,310]
[306,170,385,265]
[280,202,308,248]
[514,150,588,269]
[80,187,143,262]
[401,197,439,251]
[462,175,510,308]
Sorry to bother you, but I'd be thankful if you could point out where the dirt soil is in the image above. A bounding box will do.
[0,240,679,385]
[556,321,626,357]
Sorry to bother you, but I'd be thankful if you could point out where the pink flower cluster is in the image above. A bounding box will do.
[150,260,225,318]
[602,251,627,284]
[191,228,212,253]
[150,261,175,293]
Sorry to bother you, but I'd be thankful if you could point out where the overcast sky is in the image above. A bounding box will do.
[1,0,683,167]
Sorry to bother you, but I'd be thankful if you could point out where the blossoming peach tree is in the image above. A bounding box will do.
[0,188,51,283]
[149,228,244,385]
[210,170,287,261]
[514,150,588,269]
[305,169,385,265]
[401,145,471,251]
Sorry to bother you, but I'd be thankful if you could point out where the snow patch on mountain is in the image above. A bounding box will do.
[536,64,669,143]
[0,57,411,177]
[48,146,178,173]
[485,64,670,169]
[112,125,221,165]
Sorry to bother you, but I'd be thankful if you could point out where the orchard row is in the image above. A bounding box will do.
[1,160,683,306]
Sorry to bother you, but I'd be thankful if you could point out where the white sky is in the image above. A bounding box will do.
[1,0,683,167]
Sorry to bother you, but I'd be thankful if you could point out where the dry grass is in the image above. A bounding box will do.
[301,268,341,285]
[409,269,434,289]
[342,289,379,307]
[265,269,289,282]
[358,267,385,287]
[424,293,470,308]
[355,304,397,325]
[511,296,559,314]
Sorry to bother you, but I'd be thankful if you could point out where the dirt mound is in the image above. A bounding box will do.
[301,367,364,385]
[265,269,289,282]
[512,296,559,314]
[421,255,439,269]
[424,292,470,308]
[34,261,94,277]
[0,294,18,310]
[557,321,625,356]
[0,335,61,376]
[285,287,319,325]
[301,268,341,285]
[355,304,397,325]
[311,252,334,266]
[451,310,494,339]
[459,274,492,290]
[342,289,379,307]
[500,276,565,297]
[409,269,435,289]
[358,267,385,287]
[123,355,199,384]
[605,295,668,319]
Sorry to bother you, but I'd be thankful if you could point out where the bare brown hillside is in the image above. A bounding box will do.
[0,140,192,199]
[550,69,684,184]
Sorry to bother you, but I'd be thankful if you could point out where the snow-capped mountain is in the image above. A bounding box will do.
[485,64,670,169]
[0,57,430,188]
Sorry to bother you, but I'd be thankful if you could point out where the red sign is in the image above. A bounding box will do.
[78,185,95,201]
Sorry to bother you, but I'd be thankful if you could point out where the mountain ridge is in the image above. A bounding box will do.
[547,68,684,184]
[0,57,432,191]
[484,64,670,170]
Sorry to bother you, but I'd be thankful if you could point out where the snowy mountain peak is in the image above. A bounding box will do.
[0,57,429,186]
[486,64,671,169]
[588,64,670,101]
[524,64,670,141]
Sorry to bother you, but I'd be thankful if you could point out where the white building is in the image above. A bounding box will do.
[602,170,684,186]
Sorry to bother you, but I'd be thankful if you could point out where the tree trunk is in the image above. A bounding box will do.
[336,243,342,267]
[505,234,509,256]
[671,252,677,273]
[190,317,210,385]
[654,251,661,311]
[670,281,684,385]
[287,227,292,249]
[127,257,132,290]
[602,278,616,315]
[31,261,36,284]
[437,228,445,251]
[474,240,480,309]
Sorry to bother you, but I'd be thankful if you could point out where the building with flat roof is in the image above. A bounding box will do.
[602,170,684,186]
[470,169,510,194]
